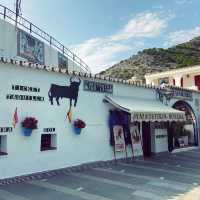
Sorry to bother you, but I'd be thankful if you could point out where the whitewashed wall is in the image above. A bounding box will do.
[0,19,81,72]
[0,63,199,179]
[0,62,156,179]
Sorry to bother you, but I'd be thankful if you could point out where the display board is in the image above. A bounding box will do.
[113,125,126,152]
[58,52,68,69]
[17,29,45,64]
[83,80,113,94]
[130,124,143,157]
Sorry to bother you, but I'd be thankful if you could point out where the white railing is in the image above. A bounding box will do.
[0,4,90,72]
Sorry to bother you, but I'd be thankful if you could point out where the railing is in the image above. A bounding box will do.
[0,4,90,72]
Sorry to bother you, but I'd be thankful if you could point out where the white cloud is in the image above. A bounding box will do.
[72,12,169,73]
[152,5,164,10]
[175,0,192,4]
[111,12,167,41]
[165,27,200,47]
[73,38,131,73]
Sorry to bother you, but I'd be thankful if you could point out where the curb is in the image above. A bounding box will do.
[0,158,133,186]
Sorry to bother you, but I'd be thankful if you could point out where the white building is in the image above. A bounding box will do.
[0,58,199,180]
[145,65,200,91]
[0,5,200,181]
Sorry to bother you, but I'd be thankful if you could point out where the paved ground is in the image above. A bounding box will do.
[1,149,200,200]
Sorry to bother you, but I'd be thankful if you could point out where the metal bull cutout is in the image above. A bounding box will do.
[48,76,81,107]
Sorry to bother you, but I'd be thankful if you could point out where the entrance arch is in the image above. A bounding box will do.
[171,101,198,149]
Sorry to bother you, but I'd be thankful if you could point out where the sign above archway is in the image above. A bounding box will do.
[156,87,193,105]
[172,89,192,100]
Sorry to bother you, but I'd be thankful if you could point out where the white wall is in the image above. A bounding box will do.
[0,63,199,179]
[0,62,158,179]
[0,19,82,72]
[146,74,198,90]
[0,19,18,59]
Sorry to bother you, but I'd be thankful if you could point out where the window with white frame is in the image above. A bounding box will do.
[0,135,7,156]
[40,134,57,151]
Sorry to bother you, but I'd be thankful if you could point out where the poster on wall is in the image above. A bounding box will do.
[17,30,45,64]
[113,125,126,152]
[130,124,143,157]
[58,52,68,69]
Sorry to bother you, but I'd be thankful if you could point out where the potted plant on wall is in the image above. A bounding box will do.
[21,117,38,136]
[73,119,86,135]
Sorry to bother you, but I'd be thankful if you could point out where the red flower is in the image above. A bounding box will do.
[21,117,38,130]
[73,119,86,129]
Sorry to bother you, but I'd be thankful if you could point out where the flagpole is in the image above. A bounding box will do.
[13,107,19,128]
[15,0,21,27]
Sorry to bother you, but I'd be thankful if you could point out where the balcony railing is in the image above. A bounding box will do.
[0,4,90,72]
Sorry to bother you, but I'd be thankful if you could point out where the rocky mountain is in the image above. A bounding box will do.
[99,36,200,82]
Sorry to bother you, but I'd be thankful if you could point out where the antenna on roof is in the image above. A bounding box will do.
[15,0,22,26]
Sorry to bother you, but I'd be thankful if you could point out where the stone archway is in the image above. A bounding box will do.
[172,101,198,149]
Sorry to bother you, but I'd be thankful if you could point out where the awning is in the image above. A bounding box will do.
[105,95,186,122]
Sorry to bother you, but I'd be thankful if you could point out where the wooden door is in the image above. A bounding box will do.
[194,75,200,90]
[142,122,151,157]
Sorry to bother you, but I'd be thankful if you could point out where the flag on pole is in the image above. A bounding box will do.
[12,107,19,128]
[67,107,72,123]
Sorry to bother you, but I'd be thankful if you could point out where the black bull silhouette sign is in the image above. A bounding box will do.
[48,77,81,107]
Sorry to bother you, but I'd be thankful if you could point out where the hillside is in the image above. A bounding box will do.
[99,37,200,82]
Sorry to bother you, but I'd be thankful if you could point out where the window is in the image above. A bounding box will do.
[173,79,175,86]
[195,75,200,90]
[0,135,7,156]
[40,134,57,151]
[181,77,183,87]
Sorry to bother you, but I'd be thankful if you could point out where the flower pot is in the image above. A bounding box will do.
[74,127,82,135]
[22,128,33,136]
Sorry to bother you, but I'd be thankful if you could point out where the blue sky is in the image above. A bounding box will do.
[1,0,200,73]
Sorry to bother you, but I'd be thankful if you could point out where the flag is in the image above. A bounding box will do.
[12,107,18,128]
[67,107,72,123]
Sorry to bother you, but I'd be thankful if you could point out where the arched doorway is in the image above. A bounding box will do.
[171,101,198,150]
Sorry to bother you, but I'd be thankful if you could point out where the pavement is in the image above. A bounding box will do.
[1,149,200,200]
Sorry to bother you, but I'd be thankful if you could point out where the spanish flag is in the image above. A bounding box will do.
[67,107,72,123]
[12,107,18,128]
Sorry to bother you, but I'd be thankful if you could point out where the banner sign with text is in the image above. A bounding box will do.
[172,89,192,100]
[132,112,185,122]
[83,80,113,94]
